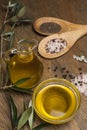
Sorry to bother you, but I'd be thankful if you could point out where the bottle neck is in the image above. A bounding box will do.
[17,51,34,63]
[16,39,38,63]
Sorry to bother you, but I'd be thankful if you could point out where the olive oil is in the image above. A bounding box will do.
[35,84,77,120]
[9,53,43,89]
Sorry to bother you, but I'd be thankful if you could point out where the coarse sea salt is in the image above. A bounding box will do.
[45,38,67,54]
[73,55,87,63]
[71,73,87,96]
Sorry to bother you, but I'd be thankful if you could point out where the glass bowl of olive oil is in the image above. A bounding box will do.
[32,78,81,124]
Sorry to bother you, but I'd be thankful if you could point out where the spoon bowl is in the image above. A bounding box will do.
[33,17,87,35]
[38,26,87,59]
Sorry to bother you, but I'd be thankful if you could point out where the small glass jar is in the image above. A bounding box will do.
[4,39,43,89]
[32,78,81,124]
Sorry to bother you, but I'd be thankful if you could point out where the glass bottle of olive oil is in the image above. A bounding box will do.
[5,39,43,89]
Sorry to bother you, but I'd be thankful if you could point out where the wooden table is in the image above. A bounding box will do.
[0,0,87,130]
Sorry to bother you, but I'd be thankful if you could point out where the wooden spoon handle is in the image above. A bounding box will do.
[61,26,87,43]
[72,26,87,41]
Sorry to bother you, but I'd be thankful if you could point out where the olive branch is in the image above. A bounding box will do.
[1,0,32,57]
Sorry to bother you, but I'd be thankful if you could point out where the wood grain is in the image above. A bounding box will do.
[0,0,87,130]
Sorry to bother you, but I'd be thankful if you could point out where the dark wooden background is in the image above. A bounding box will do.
[0,0,87,130]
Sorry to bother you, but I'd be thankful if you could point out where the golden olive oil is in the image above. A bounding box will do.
[8,53,43,89]
[35,84,77,120]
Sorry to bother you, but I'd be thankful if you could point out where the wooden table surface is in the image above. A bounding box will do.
[0,0,87,130]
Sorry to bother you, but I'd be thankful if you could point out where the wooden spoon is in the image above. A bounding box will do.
[38,26,87,59]
[33,17,87,35]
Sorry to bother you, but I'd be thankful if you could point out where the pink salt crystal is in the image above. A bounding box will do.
[45,38,67,54]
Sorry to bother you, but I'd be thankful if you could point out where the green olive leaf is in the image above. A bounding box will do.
[11,86,33,93]
[28,100,34,130]
[14,77,31,86]
[11,77,33,93]
[10,15,19,23]
[32,123,51,130]
[9,96,17,127]
[17,6,26,18]
[8,18,33,27]
[19,19,33,22]
[7,3,18,8]
[18,19,33,24]
[17,107,32,130]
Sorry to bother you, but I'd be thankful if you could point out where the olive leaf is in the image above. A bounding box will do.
[11,86,33,93]
[17,6,26,18]
[11,77,32,92]
[17,19,33,23]
[9,18,33,27]
[9,96,17,127]
[7,3,18,8]
[28,100,34,130]
[17,107,32,130]
[32,123,51,130]
[13,77,31,86]
[19,19,33,22]
[2,1,18,9]
[10,16,19,23]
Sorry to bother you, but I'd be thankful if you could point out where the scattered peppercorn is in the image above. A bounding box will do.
[61,67,66,71]
[60,67,66,73]
[78,81,81,84]
[66,70,69,73]
[48,67,50,70]
[54,74,57,77]
[62,74,67,79]
[75,83,77,85]
[78,67,82,71]
[69,74,75,79]
[53,66,58,72]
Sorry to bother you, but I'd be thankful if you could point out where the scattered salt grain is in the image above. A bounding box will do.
[71,73,87,96]
[73,55,87,63]
[45,38,67,54]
